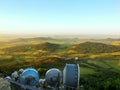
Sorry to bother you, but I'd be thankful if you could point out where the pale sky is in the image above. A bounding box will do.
[0,0,120,35]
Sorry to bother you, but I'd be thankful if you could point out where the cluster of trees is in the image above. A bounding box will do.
[80,69,120,90]
[0,56,73,75]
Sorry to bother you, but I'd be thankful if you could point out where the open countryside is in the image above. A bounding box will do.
[0,35,120,89]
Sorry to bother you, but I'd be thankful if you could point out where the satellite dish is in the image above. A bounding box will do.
[63,64,80,89]
[19,68,40,86]
[45,68,61,86]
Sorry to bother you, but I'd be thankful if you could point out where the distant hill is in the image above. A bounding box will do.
[31,42,60,52]
[3,41,120,54]
[11,37,55,42]
[70,42,120,54]
[3,42,60,52]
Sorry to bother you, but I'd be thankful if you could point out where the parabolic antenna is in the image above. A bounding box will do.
[63,64,80,89]
[19,68,40,86]
[45,68,61,86]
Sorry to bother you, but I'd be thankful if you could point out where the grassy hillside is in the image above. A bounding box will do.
[70,42,120,54]
[3,42,60,53]
[0,40,120,74]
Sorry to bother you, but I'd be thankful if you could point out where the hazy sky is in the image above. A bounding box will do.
[0,0,120,35]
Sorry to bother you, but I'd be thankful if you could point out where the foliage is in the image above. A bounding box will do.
[80,70,120,90]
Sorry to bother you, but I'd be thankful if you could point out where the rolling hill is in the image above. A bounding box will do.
[70,42,120,54]
[2,41,120,54]
[2,42,60,53]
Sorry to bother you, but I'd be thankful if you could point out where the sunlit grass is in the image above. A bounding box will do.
[80,67,95,75]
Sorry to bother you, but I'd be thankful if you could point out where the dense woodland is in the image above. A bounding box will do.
[0,37,120,90]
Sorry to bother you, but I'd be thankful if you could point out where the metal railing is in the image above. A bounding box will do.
[10,81,80,90]
[62,85,79,90]
[10,80,40,90]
